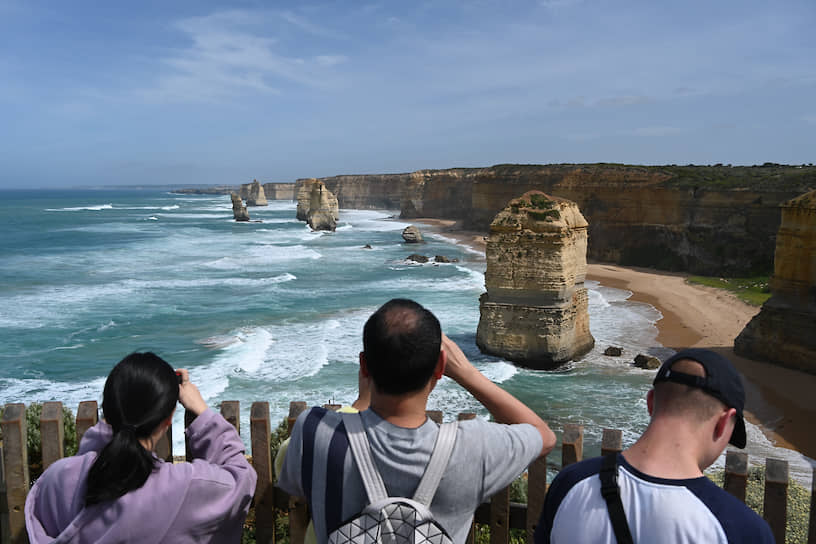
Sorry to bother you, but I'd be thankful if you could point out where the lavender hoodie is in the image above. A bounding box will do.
[25,408,257,543]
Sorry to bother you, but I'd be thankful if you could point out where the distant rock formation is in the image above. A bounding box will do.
[230,193,250,221]
[402,225,424,243]
[735,190,816,374]
[476,191,595,369]
[244,179,268,206]
[407,254,429,263]
[604,346,623,356]
[296,179,339,231]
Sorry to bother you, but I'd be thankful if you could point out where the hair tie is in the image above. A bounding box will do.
[120,424,138,434]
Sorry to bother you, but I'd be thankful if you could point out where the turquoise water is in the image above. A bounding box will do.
[4,189,807,479]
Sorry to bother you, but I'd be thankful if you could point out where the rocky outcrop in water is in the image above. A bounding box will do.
[230,193,250,221]
[296,179,339,231]
[476,191,595,369]
[243,179,268,206]
[402,225,423,243]
[735,190,816,374]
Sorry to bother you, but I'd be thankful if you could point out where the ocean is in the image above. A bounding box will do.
[0,189,811,483]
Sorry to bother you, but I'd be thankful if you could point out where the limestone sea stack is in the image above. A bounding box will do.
[296,178,339,231]
[230,193,250,221]
[735,190,816,374]
[476,191,595,369]
[245,179,268,206]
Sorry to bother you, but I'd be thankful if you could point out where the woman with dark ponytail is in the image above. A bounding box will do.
[25,352,257,543]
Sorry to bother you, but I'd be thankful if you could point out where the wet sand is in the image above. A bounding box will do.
[411,218,816,459]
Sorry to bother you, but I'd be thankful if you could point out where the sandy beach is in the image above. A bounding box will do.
[413,218,816,459]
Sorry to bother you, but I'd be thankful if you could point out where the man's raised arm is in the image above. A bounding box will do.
[442,333,556,456]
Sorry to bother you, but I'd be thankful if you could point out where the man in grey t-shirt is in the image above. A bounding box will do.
[278,298,556,544]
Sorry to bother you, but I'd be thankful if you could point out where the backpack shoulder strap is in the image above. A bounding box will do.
[599,453,634,544]
[342,412,388,503]
[412,420,458,507]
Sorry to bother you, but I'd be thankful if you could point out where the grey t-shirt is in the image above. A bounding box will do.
[278,407,543,544]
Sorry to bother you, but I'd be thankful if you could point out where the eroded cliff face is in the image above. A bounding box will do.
[303,174,412,210]
[735,190,816,374]
[296,179,339,231]
[263,183,296,200]
[476,191,594,369]
[291,164,814,274]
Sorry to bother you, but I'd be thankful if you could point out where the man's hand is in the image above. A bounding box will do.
[176,369,208,417]
[441,333,478,384]
[440,333,556,457]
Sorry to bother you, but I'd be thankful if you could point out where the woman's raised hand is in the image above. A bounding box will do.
[176,369,208,417]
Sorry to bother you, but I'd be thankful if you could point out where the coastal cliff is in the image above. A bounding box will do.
[306,164,814,275]
[735,190,816,374]
[476,191,594,369]
[242,179,268,206]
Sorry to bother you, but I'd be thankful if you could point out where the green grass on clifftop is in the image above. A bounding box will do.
[687,276,771,306]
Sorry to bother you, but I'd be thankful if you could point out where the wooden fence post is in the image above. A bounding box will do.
[426,410,443,425]
[155,421,173,462]
[489,486,510,544]
[184,409,196,462]
[458,413,477,544]
[561,424,583,468]
[287,402,309,544]
[1,404,28,544]
[75,401,97,445]
[601,429,622,457]
[763,458,788,544]
[40,402,64,471]
[526,455,548,543]
[723,451,748,503]
[809,466,815,544]
[221,401,240,432]
[288,402,307,434]
[251,402,274,544]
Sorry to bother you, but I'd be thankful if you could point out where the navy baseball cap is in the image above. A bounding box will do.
[653,348,747,448]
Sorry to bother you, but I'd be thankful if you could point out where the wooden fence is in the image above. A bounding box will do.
[2,400,815,544]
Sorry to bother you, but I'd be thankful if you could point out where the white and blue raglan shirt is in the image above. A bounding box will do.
[535,454,773,544]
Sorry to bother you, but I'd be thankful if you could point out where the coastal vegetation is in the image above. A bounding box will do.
[0,403,77,482]
[707,467,810,543]
[687,275,771,306]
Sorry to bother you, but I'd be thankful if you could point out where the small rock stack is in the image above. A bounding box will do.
[244,179,268,206]
[476,191,595,369]
[231,193,250,222]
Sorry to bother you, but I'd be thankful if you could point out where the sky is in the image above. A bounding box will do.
[0,0,814,189]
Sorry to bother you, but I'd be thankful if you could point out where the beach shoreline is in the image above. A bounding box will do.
[410,218,816,460]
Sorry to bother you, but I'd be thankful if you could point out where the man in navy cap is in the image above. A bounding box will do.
[535,348,773,543]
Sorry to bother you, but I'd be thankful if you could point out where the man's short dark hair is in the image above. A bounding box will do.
[363,298,442,395]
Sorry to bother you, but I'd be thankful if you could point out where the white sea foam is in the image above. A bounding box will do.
[45,204,113,212]
[148,216,158,221]
[51,344,85,351]
[98,320,117,331]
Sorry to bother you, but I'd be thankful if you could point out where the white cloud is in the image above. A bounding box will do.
[625,126,684,137]
[314,55,348,67]
[138,9,348,103]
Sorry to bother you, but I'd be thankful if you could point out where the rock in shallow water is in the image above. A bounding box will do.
[402,225,424,243]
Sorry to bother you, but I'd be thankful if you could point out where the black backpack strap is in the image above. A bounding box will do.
[599,453,634,544]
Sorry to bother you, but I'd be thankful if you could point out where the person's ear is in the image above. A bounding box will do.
[359,352,371,378]
[433,349,446,380]
[713,407,736,444]
[646,389,655,416]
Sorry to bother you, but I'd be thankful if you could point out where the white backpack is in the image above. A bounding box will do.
[328,413,458,544]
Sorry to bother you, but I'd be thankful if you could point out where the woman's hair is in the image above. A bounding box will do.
[85,352,179,505]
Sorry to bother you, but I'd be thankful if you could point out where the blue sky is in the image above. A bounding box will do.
[0,0,814,188]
